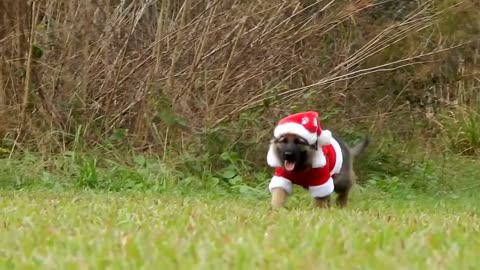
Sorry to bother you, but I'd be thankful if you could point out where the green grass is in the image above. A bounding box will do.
[0,188,479,269]
[0,147,479,269]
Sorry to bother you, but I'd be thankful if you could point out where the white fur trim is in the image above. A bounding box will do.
[330,137,343,175]
[267,144,282,167]
[311,149,327,168]
[317,130,332,146]
[268,176,293,194]
[274,123,317,144]
[309,177,334,198]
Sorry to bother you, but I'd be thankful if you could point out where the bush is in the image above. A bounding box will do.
[0,0,479,192]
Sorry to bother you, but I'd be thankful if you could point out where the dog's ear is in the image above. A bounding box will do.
[267,138,282,167]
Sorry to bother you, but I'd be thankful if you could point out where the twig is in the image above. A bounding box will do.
[20,1,38,130]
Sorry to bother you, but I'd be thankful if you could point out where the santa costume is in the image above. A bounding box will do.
[266,111,343,198]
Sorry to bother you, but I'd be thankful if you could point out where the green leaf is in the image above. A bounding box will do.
[111,129,127,141]
[228,175,243,185]
[221,170,236,179]
[220,152,230,161]
[133,155,146,167]
[32,44,44,59]
[15,68,26,79]
[208,177,220,187]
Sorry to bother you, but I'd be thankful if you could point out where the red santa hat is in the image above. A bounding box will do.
[267,111,332,168]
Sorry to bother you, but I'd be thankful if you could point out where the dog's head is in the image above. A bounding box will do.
[267,111,332,170]
[270,133,317,172]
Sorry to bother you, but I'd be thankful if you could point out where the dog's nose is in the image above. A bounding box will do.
[284,151,294,159]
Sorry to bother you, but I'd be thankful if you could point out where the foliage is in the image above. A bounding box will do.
[0,0,478,153]
[436,106,480,155]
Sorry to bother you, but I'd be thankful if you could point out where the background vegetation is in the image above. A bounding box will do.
[0,0,479,194]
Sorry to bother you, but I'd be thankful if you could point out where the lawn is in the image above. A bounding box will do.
[0,189,478,269]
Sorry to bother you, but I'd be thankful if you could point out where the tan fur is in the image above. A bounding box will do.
[271,188,288,209]
[272,134,316,165]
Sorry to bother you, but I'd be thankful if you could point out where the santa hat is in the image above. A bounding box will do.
[267,111,332,168]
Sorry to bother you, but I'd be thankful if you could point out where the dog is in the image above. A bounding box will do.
[266,111,369,209]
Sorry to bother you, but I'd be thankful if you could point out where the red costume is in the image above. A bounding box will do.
[266,111,343,198]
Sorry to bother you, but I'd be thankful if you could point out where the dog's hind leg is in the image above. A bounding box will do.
[335,189,350,208]
[332,135,368,208]
[333,172,355,208]
[335,179,353,208]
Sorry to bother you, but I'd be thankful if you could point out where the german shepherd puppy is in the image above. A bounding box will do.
[270,133,369,209]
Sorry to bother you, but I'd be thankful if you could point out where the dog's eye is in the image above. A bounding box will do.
[294,138,307,145]
[280,138,288,144]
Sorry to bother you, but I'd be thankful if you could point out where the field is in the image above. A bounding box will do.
[1,187,479,269]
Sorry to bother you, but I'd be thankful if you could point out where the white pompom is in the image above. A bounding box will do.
[317,130,332,146]
[311,150,327,168]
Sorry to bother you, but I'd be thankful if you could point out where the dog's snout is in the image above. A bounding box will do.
[283,151,294,160]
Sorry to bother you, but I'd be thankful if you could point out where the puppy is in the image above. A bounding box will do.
[266,111,368,209]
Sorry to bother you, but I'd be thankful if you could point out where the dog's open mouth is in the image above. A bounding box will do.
[284,161,295,171]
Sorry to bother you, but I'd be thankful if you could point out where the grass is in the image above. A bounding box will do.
[0,130,479,269]
[0,187,479,269]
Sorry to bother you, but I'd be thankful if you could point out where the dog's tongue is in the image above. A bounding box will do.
[284,161,295,171]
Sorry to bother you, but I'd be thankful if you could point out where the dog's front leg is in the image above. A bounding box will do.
[313,196,331,208]
[271,188,288,209]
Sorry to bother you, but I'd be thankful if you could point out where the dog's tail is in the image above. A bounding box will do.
[350,136,370,158]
